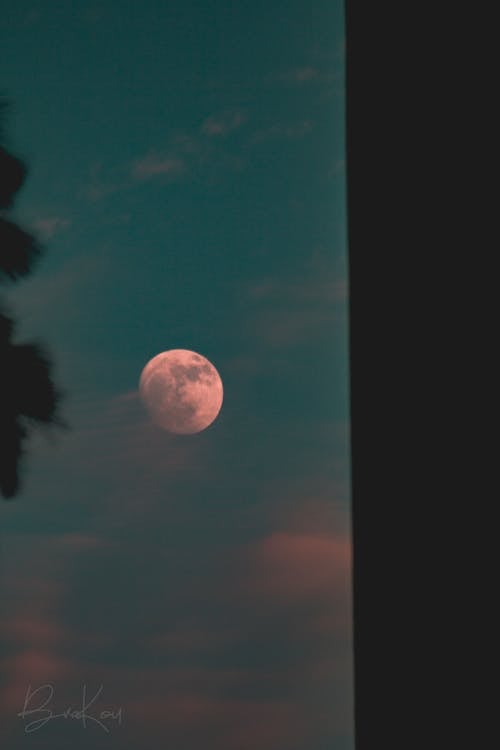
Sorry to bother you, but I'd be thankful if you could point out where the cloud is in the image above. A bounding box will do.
[248,275,345,306]
[2,252,109,334]
[212,522,354,747]
[126,694,305,750]
[249,120,314,144]
[0,472,354,747]
[81,150,186,200]
[268,66,320,87]
[244,531,351,603]
[169,132,203,154]
[329,158,346,178]
[131,154,185,180]
[262,473,351,537]
[242,250,347,348]
[268,64,341,89]
[15,384,216,531]
[32,217,71,240]
[0,254,352,748]
[0,534,75,720]
[201,110,246,137]
[292,66,320,83]
[82,115,247,201]
[83,180,128,201]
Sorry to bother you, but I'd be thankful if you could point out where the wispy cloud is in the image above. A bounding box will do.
[82,112,248,201]
[0,534,73,717]
[243,530,351,604]
[126,693,304,750]
[269,66,320,86]
[249,120,314,144]
[131,153,185,180]
[83,180,128,202]
[201,110,246,137]
[81,151,186,200]
[266,64,342,97]
[243,249,347,348]
[291,66,320,83]
[328,158,346,178]
[0,389,352,748]
[32,216,71,239]
[169,132,203,154]
[2,253,109,330]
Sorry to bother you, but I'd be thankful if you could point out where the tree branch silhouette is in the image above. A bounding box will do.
[1,97,66,500]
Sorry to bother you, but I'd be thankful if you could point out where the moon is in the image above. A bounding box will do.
[139,349,223,434]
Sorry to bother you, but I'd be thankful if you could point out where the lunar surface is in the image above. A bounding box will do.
[139,349,223,434]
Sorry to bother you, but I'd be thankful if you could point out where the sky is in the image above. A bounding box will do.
[0,2,351,748]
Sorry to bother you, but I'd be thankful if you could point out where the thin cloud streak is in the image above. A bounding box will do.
[132,154,185,180]
[249,120,314,144]
[32,216,71,239]
[242,249,347,348]
[267,64,340,88]
[201,110,246,137]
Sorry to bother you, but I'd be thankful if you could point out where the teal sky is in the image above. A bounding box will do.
[1,2,351,748]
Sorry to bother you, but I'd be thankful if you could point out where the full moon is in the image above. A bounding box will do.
[139,349,223,434]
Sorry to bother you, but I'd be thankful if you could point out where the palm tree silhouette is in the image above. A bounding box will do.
[1,98,65,499]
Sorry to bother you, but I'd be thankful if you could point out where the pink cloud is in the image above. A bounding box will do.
[247,531,351,601]
[127,694,305,750]
[267,480,351,536]
[213,524,354,744]
[0,650,71,715]
[0,552,71,718]
[2,655,309,748]
[219,701,305,750]
[0,532,120,727]
[1,615,66,648]
[0,516,353,745]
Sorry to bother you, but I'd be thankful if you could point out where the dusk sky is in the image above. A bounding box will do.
[0,2,351,748]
